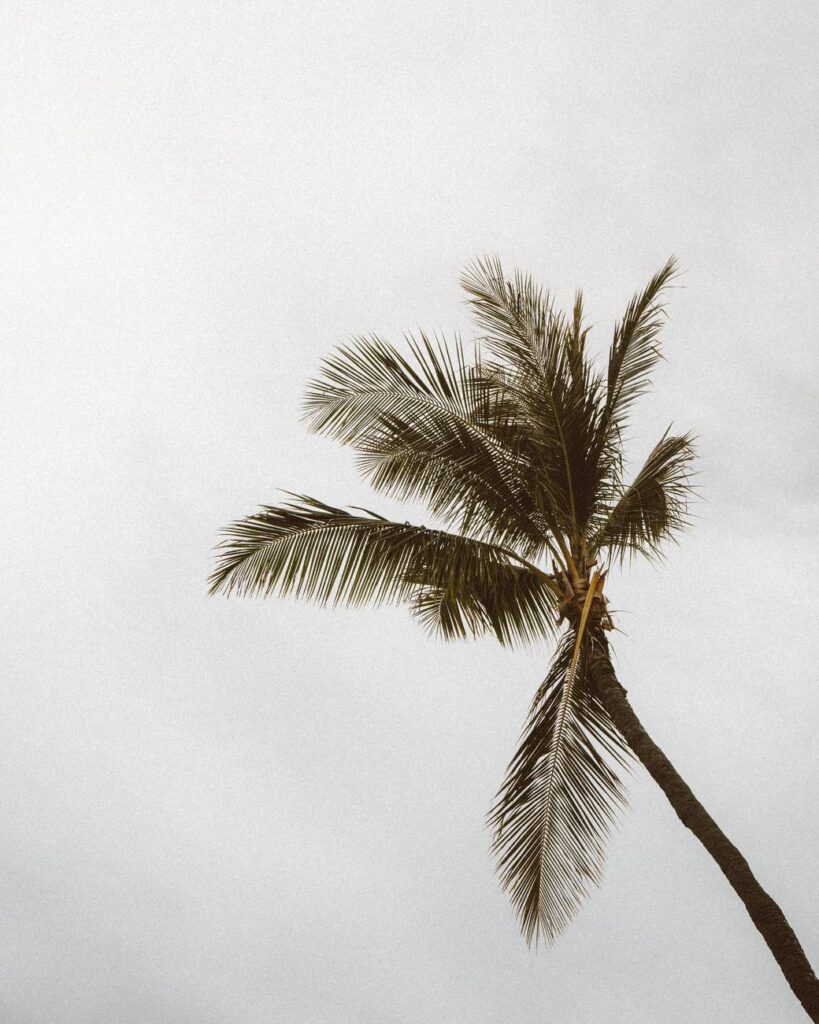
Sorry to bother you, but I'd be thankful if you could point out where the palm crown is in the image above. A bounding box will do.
[210,256,695,944]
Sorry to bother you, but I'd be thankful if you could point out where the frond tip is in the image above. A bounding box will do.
[605,256,679,430]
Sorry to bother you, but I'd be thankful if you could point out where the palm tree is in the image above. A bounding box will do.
[210,258,819,1019]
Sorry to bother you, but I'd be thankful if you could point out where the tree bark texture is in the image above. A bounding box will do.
[588,637,819,1022]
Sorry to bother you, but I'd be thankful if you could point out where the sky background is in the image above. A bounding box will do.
[2,2,818,1021]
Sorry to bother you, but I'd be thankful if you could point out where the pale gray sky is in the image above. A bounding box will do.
[2,2,818,1022]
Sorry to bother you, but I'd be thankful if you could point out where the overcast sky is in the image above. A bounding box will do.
[2,2,818,1022]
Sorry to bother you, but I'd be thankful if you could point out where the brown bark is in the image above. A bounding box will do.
[588,637,819,1022]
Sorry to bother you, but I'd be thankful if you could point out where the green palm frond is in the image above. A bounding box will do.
[356,430,544,554]
[407,559,558,646]
[461,256,560,369]
[605,257,678,433]
[303,332,547,551]
[490,633,631,943]
[303,330,477,444]
[463,259,611,538]
[209,495,559,646]
[591,431,696,563]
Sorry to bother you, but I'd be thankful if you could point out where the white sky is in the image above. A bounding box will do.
[2,2,818,1021]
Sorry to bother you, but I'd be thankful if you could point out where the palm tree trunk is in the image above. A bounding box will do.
[588,637,819,1021]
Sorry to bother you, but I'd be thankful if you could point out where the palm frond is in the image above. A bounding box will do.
[570,290,588,352]
[490,633,630,943]
[356,432,544,554]
[304,330,474,444]
[605,257,678,431]
[463,258,627,539]
[460,256,560,368]
[463,261,577,534]
[209,495,559,646]
[303,332,547,550]
[590,431,696,562]
[409,568,555,645]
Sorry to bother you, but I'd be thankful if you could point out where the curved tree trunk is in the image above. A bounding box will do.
[588,636,819,1022]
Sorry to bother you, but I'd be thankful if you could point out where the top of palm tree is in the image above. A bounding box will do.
[210,256,696,943]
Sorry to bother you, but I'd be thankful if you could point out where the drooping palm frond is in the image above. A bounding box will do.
[302,332,548,552]
[409,566,556,646]
[590,431,696,563]
[490,633,631,943]
[209,495,559,646]
[605,257,678,435]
